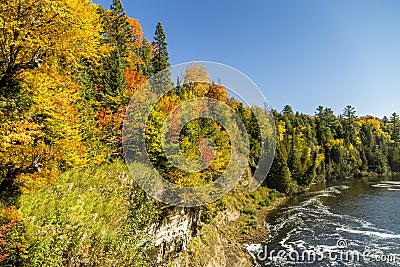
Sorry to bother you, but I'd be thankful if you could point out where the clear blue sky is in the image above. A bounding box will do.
[94,0,400,118]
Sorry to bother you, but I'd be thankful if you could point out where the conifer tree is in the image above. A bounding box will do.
[150,22,171,95]
[266,145,293,193]
[151,22,170,73]
[107,0,133,58]
[390,112,399,146]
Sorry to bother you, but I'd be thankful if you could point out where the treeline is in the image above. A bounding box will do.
[266,105,400,193]
[1,0,399,265]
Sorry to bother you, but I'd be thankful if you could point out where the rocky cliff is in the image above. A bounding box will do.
[148,206,254,267]
[148,207,201,264]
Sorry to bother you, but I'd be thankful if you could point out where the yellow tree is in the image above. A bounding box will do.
[0,0,102,197]
[0,0,101,90]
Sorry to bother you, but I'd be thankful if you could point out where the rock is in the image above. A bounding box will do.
[148,207,200,264]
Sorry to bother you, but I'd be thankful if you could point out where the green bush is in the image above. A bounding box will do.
[242,207,256,216]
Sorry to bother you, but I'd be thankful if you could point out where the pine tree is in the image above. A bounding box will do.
[136,39,153,77]
[151,22,170,73]
[282,105,293,116]
[343,105,357,123]
[342,105,358,144]
[266,145,293,193]
[390,112,399,146]
[376,148,389,176]
[99,0,133,98]
[106,0,133,58]
[149,22,171,95]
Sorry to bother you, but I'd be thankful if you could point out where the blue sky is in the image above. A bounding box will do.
[94,0,400,118]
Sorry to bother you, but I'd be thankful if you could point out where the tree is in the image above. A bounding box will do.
[282,105,293,116]
[81,3,148,159]
[149,22,171,95]
[342,105,358,145]
[103,0,133,58]
[343,105,356,122]
[376,147,389,176]
[390,112,399,146]
[0,0,101,200]
[266,145,293,193]
[151,22,170,73]
[99,0,135,97]
[0,0,101,92]
[183,64,210,84]
[135,39,153,78]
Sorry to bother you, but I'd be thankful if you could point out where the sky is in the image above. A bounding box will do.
[94,0,400,118]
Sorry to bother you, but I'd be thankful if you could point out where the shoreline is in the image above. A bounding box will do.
[238,196,288,245]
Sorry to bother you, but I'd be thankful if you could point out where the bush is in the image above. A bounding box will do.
[242,207,256,216]
[0,206,27,265]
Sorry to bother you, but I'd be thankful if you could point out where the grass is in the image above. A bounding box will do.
[18,160,158,267]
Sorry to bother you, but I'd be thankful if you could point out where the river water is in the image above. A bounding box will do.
[246,175,400,266]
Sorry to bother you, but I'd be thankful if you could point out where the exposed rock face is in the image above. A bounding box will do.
[148,207,200,264]
[147,206,254,267]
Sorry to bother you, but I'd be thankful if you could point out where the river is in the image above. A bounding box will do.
[246,175,400,266]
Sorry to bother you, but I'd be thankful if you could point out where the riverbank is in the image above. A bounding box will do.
[233,196,288,245]
[167,184,288,267]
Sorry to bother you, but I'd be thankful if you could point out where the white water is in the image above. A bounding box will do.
[247,177,400,266]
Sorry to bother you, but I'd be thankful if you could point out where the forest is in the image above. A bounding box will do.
[0,0,399,265]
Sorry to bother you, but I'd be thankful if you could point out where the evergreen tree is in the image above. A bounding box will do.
[106,0,133,58]
[376,148,389,176]
[282,105,293,116]
[343,105,357,123]
[151,22,170,73]
[388,147,400,172]
[150,22,171,95]
[96,0,136,97]
[390,112,399,146]
[266,145,293,193]
[136,39,153,77]
[342,105,358,144]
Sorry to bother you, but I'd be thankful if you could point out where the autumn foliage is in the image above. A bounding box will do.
[0,0,399,265]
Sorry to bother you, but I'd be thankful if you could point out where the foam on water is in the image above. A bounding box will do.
[336,227,400,239]
[370,181,400,190]
[247,180,400,266]
[371,184,392,188]
[380,181,400,185]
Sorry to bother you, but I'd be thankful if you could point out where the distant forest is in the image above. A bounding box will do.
[266,104,400,193]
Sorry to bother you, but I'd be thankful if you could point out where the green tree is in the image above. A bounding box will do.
[282,105,293,116]
[390,112,399,146]
[342,105,358,145]
[149,22,171,95]
[343,105,357,124]
[376,147,389,176]
[151,22,170,73]
[104,0,133,58]
[266,145,293,193]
